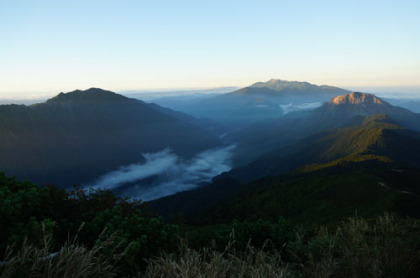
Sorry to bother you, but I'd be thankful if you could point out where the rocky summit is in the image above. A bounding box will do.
[329,92,384,105]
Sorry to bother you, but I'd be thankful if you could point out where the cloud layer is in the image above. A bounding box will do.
[86,145,235,201]
[279,102,323,114]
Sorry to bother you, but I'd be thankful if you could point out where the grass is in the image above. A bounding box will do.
[141,214,420,278]
[1,214,419,277]
[0,227,124,278]
[290,213,420,277]
[140,241,291,278]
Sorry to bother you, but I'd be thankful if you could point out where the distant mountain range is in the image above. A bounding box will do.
[245,78,348,98]
[385,98,420,113]
[0,88,221,187]
[152,79,351,126]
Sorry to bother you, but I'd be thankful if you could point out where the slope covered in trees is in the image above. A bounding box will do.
[152,114,420,223]
[224,114,420,182]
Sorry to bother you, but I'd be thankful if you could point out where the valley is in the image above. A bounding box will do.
[2,2,419,275]
[1,80,420,211]
[1,80,420,277]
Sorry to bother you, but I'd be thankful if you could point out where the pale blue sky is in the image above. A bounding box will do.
[1,0,419,97]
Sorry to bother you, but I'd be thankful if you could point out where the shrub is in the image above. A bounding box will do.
[0,173,180,275]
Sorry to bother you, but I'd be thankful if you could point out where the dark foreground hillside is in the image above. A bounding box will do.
[1,173,419,277]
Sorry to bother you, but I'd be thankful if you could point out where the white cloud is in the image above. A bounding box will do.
[85,145,235,201]
[279,102,322,114]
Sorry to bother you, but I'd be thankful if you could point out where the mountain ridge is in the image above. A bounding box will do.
[230,92,420,166]
[249,79,346,94]
[0,88,221,188]
[231,79,349,97]
[225,114,416,183]
[161,79,351,126]
[46,88,129,104]
[151,114,420,223]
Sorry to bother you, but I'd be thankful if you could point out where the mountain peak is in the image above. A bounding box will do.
[314,92,419,130]
[47,88,129,104]
[244,79,348,96]
[250,79,312,90]
[329,92,384,105]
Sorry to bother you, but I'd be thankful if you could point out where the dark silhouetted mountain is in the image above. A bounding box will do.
[151,114,420,223]
[231,92,420,166]
[152,80,350,127]
[0,88,221,188]
[46,88,129,103]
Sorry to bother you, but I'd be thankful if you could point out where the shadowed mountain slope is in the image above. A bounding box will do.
[0,88,221,187]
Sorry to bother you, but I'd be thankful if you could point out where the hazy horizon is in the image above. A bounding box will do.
[0,83,419,104]
[1,0,419,98]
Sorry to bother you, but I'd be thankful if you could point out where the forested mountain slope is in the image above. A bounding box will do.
[152,114,420,223]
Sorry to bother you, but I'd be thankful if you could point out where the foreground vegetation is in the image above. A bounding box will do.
[1,173,419,277]
[2,214,419,277]
[146,214,420,278]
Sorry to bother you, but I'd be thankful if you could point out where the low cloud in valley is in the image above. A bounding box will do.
[86,145,235,201]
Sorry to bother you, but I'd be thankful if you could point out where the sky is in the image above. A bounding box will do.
[1,0,419,98]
